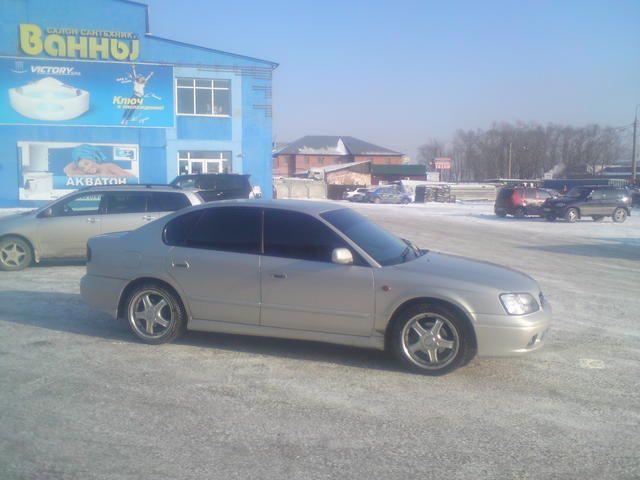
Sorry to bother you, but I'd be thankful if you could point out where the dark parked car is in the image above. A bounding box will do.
[542,185,632,223]
[170,174,252,202]
[366,185,412,204]
[494,187,556,218]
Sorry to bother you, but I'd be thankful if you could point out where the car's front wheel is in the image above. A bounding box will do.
[0,236,33,271]
[612,208,627,223]
[126,283,186,344]
[389,303,474,375]
[565,208,579,223]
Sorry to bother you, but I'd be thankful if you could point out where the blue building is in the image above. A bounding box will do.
[0,0,277,207]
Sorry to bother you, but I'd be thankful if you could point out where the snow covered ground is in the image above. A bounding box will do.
[1,201,639,479]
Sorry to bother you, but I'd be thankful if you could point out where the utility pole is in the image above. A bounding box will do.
[508,142,512,179]
[633,104,639,183]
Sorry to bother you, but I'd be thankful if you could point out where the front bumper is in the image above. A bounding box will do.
[80,274,128,319]
[473,302,552,357]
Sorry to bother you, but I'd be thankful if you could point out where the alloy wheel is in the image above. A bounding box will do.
[0,241,28,269]
[401,313,460,370]
[128,289,174,340]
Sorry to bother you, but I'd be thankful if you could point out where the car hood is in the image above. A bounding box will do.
[394,251,539,293]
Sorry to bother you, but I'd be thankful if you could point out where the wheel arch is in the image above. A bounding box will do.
[384,296,478,355]
[117,276,189,321]
[0,233,38,262]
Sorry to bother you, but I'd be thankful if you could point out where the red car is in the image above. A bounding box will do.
[494,187,557,218]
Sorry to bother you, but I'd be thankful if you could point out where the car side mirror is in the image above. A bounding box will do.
[331,248,354,265]
[37,207,53,218]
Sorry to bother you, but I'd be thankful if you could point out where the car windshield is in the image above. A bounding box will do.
[566,187,590,198]
[321,208,423,266]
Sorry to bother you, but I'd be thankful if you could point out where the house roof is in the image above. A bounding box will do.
[371,164,426,176]
[309,160,371,174]
[275,136,403,156]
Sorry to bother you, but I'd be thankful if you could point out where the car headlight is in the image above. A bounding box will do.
[500,293,540,315]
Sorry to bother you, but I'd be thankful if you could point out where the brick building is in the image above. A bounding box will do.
[273,135,403,177]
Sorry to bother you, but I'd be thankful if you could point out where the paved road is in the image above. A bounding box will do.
[1,203,638,479]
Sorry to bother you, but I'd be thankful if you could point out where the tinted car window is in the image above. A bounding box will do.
[264,209,349,263]
[148,192,191,212]
[164,210,204,246]
[184,207,261,254]
[105,192,147,214]
[590,190,604,200]
[538,190,551,199]
[51,193,103,217]
[321,208,420,266]
[497,188,513,200]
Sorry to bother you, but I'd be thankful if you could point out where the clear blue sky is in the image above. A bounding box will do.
[147,0,639,158]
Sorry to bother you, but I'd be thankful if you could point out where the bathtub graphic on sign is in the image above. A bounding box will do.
[1,57,173,127]
[9,77,90,121]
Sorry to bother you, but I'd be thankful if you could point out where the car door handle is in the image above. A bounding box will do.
[172,261,190,269]
[142,215,157,221]
[272,273,287,279]
[86,217,97,223]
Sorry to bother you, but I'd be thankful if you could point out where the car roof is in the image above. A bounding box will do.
[189,199,344,215]
[80,185,195,193]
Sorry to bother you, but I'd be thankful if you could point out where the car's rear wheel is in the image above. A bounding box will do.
[513,207,525,218]
[565,208,579,223]
[401,198,411,205]
[0,236,33,271]
[545,214,556,221]
[495,210,507,218]
[389,303,473,375]
[612,208,627,223]
[592,215,605,222]
[126,283,186,344]
[373,198,381,204]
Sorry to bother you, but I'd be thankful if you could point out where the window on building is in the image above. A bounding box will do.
[178,151,231,175]
[176,78,231,116]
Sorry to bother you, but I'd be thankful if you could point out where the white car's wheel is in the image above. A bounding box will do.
[0,236,33,271]
[390,303,474,375]
[126,283,186,344]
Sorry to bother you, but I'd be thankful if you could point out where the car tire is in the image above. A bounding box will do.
[545,214,556,222]
[513,207,525,218]
[495,210,507,218]
[612,208,627,223]
[592,215,605,222]
[125,283,186,345]
[401,198,411,205]
[374,198,381,204]
[565,208,579,223]
[0,236,33,271]
[389,303,474,376]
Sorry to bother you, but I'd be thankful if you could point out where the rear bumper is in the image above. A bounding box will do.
[80,274,127,318]
[474,304,552,357]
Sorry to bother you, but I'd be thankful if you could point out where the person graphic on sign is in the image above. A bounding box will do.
[121,65,154,125]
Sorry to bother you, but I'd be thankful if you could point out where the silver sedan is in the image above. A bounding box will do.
[81,200,551,375]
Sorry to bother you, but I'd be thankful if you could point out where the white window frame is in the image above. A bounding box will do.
[175,78,231,117]
[178,151,232,175]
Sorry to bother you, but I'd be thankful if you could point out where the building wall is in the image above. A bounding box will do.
[273,153,403,177]
[353,155,403,165]
[0,0,275,206]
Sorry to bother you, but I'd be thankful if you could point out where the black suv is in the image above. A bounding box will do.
[170,174,252,202]
[542,185,632,223]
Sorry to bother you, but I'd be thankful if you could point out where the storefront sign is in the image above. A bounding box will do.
[0,57,174,127]
[18,141,140,201]
[19,23,140,61]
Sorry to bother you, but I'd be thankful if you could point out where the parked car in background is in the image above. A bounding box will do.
[81,199,551,376]
[366,185,412,204]
[0,185,202,271]
[170,173,252,202]
[543,185,632,223]
[494,186,557,218]
[343,187,370,202]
